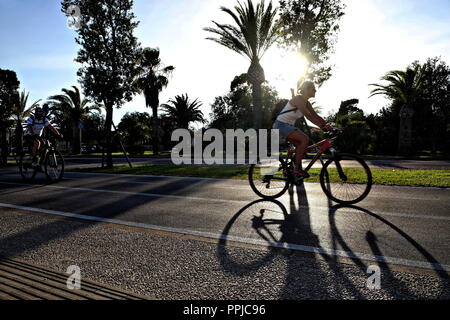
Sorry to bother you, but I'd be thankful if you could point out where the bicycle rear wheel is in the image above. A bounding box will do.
[248,159,290,199]
[320,153,372,205]
[44,151,64,181]
[19,153,37,181]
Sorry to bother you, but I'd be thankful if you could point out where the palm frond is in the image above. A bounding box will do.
[161,94,205,128]
[369,66,425,108]
[205,0,278,61]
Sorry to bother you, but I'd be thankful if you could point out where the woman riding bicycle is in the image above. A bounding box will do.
[273,81,335,178]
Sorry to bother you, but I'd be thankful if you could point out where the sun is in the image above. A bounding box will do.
[264,50,310,97]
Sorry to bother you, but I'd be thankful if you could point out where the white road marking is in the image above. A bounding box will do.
[0,180,449,221]
[0,202,448,273]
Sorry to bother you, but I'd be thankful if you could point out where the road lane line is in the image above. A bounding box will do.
[0,180,449,221]
[0,202,449,273]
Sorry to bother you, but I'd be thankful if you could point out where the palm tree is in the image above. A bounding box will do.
[48,86,101,154]
[135,47,174,156]
[204,0,279,129]
[161,94,205,129]
[370,66,424,154]
[11,89,41,152]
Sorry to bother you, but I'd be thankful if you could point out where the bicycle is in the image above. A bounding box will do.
[19,135,65,182]
[248,129,372,205]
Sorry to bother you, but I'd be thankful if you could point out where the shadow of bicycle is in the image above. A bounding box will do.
[217,183,450,299]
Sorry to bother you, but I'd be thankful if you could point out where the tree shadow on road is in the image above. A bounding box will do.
[0,174,210,262]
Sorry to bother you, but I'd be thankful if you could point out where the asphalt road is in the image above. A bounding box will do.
[0,166,449,299]
[63,157,450,170]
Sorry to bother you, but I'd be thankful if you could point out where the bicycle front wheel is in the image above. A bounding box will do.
[19,153,37,181]
[248,159,290,199]
[44,151,65,181]
[320,153,372,205]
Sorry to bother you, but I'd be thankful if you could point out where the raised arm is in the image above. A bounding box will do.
[45,118,61,137]
[303,101,328,129]
[47,123,61,137]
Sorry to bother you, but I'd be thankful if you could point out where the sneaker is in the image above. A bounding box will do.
[31,162,40,168]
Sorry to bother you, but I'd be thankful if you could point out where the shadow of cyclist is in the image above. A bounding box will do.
[218,179,450,299]
[278,181,368,299]
[328,203,450,298]
[217,182,366,299]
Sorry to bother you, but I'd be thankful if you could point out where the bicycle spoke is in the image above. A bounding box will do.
[45,151,64,181]
[320,153,372,204]
[249,160,289,199]
[19,154,37,180]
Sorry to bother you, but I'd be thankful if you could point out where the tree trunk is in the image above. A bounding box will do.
[72,122,81,154]
[104,103,114,168]
[397,106,414,156]
[15,122,23,153]
[429,116,437,156]
[247,60,265,130]
[0,126,8,165]
[152,105,159,156]
[252,83,263,130]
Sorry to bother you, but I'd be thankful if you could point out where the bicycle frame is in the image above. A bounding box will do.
[250,129,372,203]
[303,137,336,172]
[281,137,334,171]
[272,134,345,183]
[29,136,58,166]
[34,137,47,160]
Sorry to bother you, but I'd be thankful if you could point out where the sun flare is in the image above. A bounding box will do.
[264,50,310,96]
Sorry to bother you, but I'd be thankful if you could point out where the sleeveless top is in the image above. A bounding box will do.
[276,101,304,125]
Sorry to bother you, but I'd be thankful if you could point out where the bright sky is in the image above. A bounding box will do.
[1,0,449,124]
